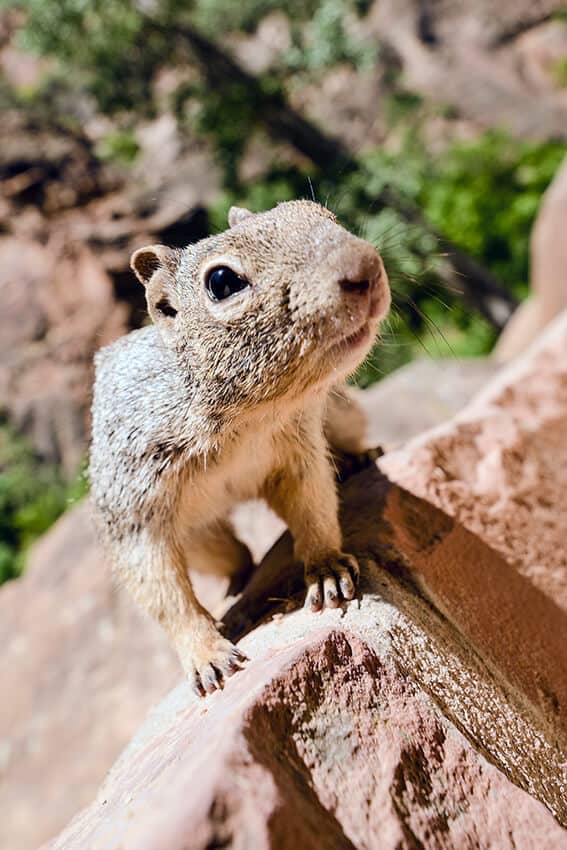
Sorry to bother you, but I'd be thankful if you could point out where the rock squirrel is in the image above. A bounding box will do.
[89,200,390,696]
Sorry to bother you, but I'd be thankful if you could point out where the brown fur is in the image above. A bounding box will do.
[89,201,390,696]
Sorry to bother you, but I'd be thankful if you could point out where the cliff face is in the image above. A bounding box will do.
[1,313,566,850]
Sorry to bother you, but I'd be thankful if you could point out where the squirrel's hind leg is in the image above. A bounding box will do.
[325,384,384,480]
[324,384,367,454]
[184,519,254,596]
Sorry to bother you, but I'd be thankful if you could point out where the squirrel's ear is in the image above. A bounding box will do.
[130,245,179,286]
[228,206,253,228]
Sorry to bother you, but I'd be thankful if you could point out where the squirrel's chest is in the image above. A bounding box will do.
[178,430,278,526]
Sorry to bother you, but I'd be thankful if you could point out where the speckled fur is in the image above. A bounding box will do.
[89,200,390,695]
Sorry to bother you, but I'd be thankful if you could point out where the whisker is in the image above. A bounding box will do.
[307,176,316,203]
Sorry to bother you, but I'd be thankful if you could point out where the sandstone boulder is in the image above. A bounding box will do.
[42,459,567,849]
[381,310,567,738]
[0,505,178,850]
[37,314,567,848]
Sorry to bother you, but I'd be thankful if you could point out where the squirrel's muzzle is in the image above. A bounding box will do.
[333,240,390,322]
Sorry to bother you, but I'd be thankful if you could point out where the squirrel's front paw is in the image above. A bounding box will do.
[179,627,248,697]
[304,552,360,612]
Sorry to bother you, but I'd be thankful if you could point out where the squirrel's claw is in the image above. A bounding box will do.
[304,552,360,613]
[185,636,248,698]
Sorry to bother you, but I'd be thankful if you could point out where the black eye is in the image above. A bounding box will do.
[205,266,249,301]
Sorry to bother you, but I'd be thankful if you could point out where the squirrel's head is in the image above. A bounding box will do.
[131,201,390,415]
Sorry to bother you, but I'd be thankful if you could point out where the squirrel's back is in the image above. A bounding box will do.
[89,326,195,522]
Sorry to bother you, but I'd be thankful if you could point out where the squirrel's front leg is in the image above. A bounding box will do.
[264,427,359,612]
[114,528,246,695]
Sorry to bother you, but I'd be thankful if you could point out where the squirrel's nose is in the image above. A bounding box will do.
[338,276,371,296]
[331,240,390,319]
[335,243,384,300]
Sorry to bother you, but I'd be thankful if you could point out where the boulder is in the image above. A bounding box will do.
[0,505,178,850]
[37,313,567,848]
[42,459,567,849]
[381,310,567,738]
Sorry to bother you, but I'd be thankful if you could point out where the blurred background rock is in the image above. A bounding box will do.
[0,0,565,581]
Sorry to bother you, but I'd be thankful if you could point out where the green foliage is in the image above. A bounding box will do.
[335,132,564,368]
[284,0,377,73]
[0,425,88,584]
[193,0,319,34]
[8,0,374,116]
[419,132,566,295]
[552,56,567,87]
[96,129,140,164]
[5,0,201,114]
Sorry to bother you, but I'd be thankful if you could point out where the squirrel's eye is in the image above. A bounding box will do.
[205,266,249,301]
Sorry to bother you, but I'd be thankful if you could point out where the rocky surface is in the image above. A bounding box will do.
[42,452,567,849]
[43,613,567,850]
[381,311,567,739]
[0,505,178,850]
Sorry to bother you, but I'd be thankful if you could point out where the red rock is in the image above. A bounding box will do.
[42,555,567,850]
[0,505,179,850]
[381,312,567,736]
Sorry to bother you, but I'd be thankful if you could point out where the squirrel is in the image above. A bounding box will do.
[89,200,390,696]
